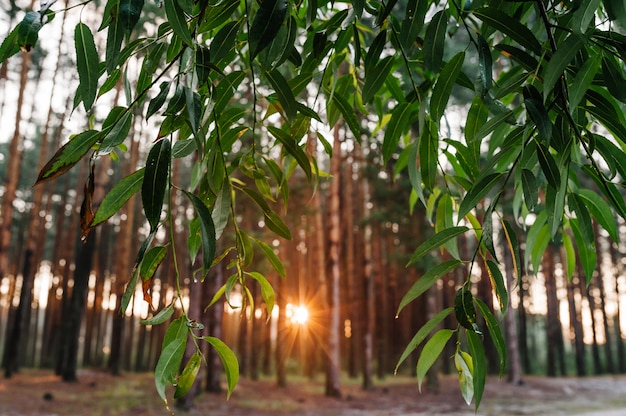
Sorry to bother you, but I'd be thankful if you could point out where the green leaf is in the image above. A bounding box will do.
[454,286,478,332]
[570,218,596,282]
[602,54,626,103]
[562,232,576,281]
[202,336,239,398]
[572,0,602,33]
[155,337,187,404]
[119,0,144,36]
[399,0,428,50]
[473,8,541,54]
[183,191,217,272]
[36,130,101,185]
[247,271,275,315]
[569,52,601,110]
[486,259,508,312]
[267,126,312,182]
[139,245,167,281]
[475,298,507,376]
[74,23,99,111]
[363,56,395,104]
[0,24,20,62]
[577,188,618,241]
[501,219,523,285]
[120,268,140,316]
[419,123,438,191]
[431,52,465,123]
[467,330,487,410]
[90,168,144,226]
[457,173,503,221]
[141,302,175,325]
[382,102,414,164]
[424,10,447,72]
[407,227,469,266]
[469,109,515,144]
[543,33,586,101]
[454,350,474,406]
[142,138,171,231]
[521,168,538,210]
[147,81,170,119]
[523,85,552,145]
[568,193,594,243]
[100,110,133,154]
[477,34,492,93]
[536,143,560,189]
[164,0,193,47]
[465,97,489,144]
[248,0,288,59]
[106,7,125,74]
[174,352,202,399]
[210,21,241,66]
[330,92,360,139]
[398,260,462,315]
[395,307,454,372]
[416,329,454,391]
[121,230,156,315]
[212,178,231,240]
[266,69,297,122]
[253,238,286,278]
[241,187,292,239]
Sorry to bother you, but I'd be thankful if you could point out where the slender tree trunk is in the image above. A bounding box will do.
[583,277,603,374]
[109,123,139,375]
[0,52,31,283]
[566,268,586,376]
[518,272,532,374]
[59,230,97,381]
[610,241,625,373]
[325,125,342,397]
[503,228,522,384]
[205,260,225,393]
[276,270,287,388]
[343,155,357,379]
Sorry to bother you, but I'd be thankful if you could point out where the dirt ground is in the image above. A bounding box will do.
[1,369,626,416]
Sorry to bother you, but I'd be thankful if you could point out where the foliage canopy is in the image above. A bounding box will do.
[2,0,626,410]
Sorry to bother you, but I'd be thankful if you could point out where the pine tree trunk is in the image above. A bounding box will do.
[566,266,586,376]
[59,230,97,381]
[583,277,603,374]
[503,227,523,384]
[205,259,224,393]
[518,271,532,373]
[0,52,30,282]
[325,125,342,397]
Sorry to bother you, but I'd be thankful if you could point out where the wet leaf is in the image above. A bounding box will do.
[454,286,477,332]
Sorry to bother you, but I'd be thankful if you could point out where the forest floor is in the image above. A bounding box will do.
[1,369,626,416]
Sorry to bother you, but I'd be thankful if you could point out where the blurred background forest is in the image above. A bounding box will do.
[1,0,626,402]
